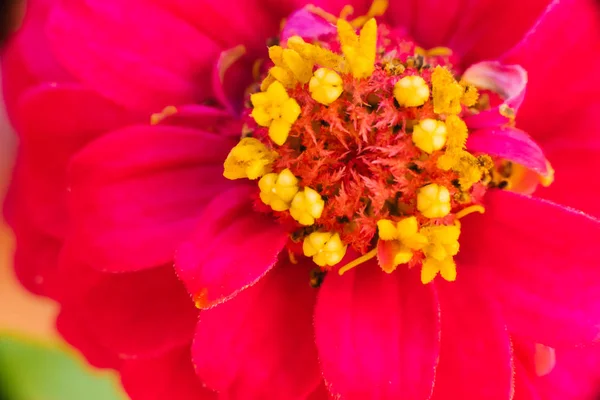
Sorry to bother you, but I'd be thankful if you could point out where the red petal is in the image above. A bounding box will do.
[314,261,440,400]
[56,307,121,370]
[121,347,217,400]
[459,190,600,347]
[59,265,198,359]
[212,46,254,115]
[175,185,288,308]
[430,275,514,400]
[64,125,234,273]
[6,84,138,295]
[1,0,72,117]
[47,0,221,112]
[502,0,600,142]
[192,262,321,399]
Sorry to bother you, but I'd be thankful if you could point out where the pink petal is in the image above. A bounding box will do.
[64,125,234,273]
[47,0,221,112]
[314,261,440,400]
[281,7,337,42]
[121,347,217,400]
[175,185,288,308]
[535,143,600,218]
[502,0,600,142]
[430,275,514,400]
[466,126,551,179]
[459,190,600,347]
[192,262,322,399]
[58,265,198,358]
[463,62,528,129]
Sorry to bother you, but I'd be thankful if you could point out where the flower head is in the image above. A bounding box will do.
[5,0,600,399]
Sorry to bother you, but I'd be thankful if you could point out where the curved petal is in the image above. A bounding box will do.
[314,261,440,400]
[58,264,198,359]
[459,190,600,347]
[47,0,221,111]
[281,7,337,42]
[192,261,322,399]
[121,347,217,400]
[64,125,234,273]
[175,185,289,309]
[463,62,528,129]
[502,0,600,141]
[430,274,514,400]
[466,126,551,180]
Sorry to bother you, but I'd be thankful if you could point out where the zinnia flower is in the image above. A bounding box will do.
[4,0,600,399]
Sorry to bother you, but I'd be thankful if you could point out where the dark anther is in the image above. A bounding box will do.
[309,268,327,288]
[407,162,423,174]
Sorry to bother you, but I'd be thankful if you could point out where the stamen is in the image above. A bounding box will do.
[394,75,430,107]
[303,231,348,267]
[455,205,485,219]
[250,81,301,145]
[417,184,451,218]
[309,68,344,105]
[290,187,325,225]
[338,248,377,275]
[350,0,389,28]
[258,168,300,211]
[150,105,177,125]
[223,137,276,180]
[412,119,447,154]
[431,66,464,115]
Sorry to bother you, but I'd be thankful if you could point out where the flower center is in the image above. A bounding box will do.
[223,4,524,284]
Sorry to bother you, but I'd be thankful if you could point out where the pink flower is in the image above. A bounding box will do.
[4,0,600,399]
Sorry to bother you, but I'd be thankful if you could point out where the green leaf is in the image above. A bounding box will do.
[0,333,127,400]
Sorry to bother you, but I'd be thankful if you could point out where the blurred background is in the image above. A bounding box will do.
[0,2,126,395]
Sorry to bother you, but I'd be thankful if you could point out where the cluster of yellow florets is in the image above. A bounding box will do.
[222,8,492,284]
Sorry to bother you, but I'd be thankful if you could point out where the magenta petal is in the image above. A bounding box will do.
[466,126,550,179]
[64,125,234,273]
[463,61,527,129]
[430,275,514,400]
[459,190,600,347]
[281,7,337,42]
[315,262,440,400]
[121,347,217,400]
[47,0,221,111]
[193,262,321,399]
[502,0,600,141]
[175,185,288,308]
